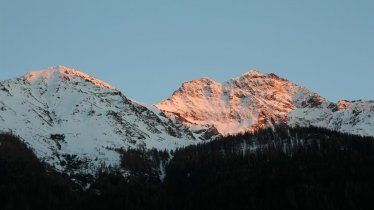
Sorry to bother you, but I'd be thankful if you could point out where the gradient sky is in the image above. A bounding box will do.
[1,0,373,104]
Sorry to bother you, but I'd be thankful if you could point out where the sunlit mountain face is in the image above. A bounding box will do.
[0,65,373,177]
[157,70,374,137]
[1,65,374,209]
[0,65,219,176]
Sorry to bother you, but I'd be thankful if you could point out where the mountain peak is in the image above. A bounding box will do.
[182,77,216,85]
[157,69,330,136]
[337,100,350,111]
[0,65,212,176]
[23,65,115,89]
[241,69,264,78]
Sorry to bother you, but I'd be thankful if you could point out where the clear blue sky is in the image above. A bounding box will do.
[1,0,373,104]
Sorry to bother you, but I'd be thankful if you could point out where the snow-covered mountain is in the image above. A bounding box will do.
[156,70,374,137]
[0,66,373,176]
[0,65,217,175]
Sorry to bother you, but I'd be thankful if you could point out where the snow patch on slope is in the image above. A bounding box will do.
[288,100,374,136]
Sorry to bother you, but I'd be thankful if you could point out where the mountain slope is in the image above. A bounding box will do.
[156,70,374,136]
[289,99,374,136]
[0,66,372,176]
[156,70,330,135]
[0,66,214,175]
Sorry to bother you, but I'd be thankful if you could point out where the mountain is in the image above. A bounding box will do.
[156,70,374,136]
[0,66,373,176]
[0,65,217,175]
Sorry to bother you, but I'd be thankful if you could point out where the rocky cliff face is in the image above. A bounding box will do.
[156,70,330,135]
[156,70,373,137]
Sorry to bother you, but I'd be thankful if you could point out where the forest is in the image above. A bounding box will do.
[1,126,374,210]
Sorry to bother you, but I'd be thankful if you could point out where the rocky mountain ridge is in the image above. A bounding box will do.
[156,70,374,136]
[0,65,373,175]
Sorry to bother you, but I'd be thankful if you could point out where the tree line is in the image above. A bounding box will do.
[1,126,374,210]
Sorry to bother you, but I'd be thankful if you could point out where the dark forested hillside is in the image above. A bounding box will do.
[1,127,374,210]
[0,133,78,210]
[164,127,374,210]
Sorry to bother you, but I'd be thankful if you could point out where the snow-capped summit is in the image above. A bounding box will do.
[23,65,115,89]
[0,66,373,177]
[157,70,374,136]
[241,69,264,78]
[337,100,350,111]
[156,70,325,135]
[0,66,217,175]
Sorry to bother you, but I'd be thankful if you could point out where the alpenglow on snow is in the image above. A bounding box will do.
[0,65,373,175]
